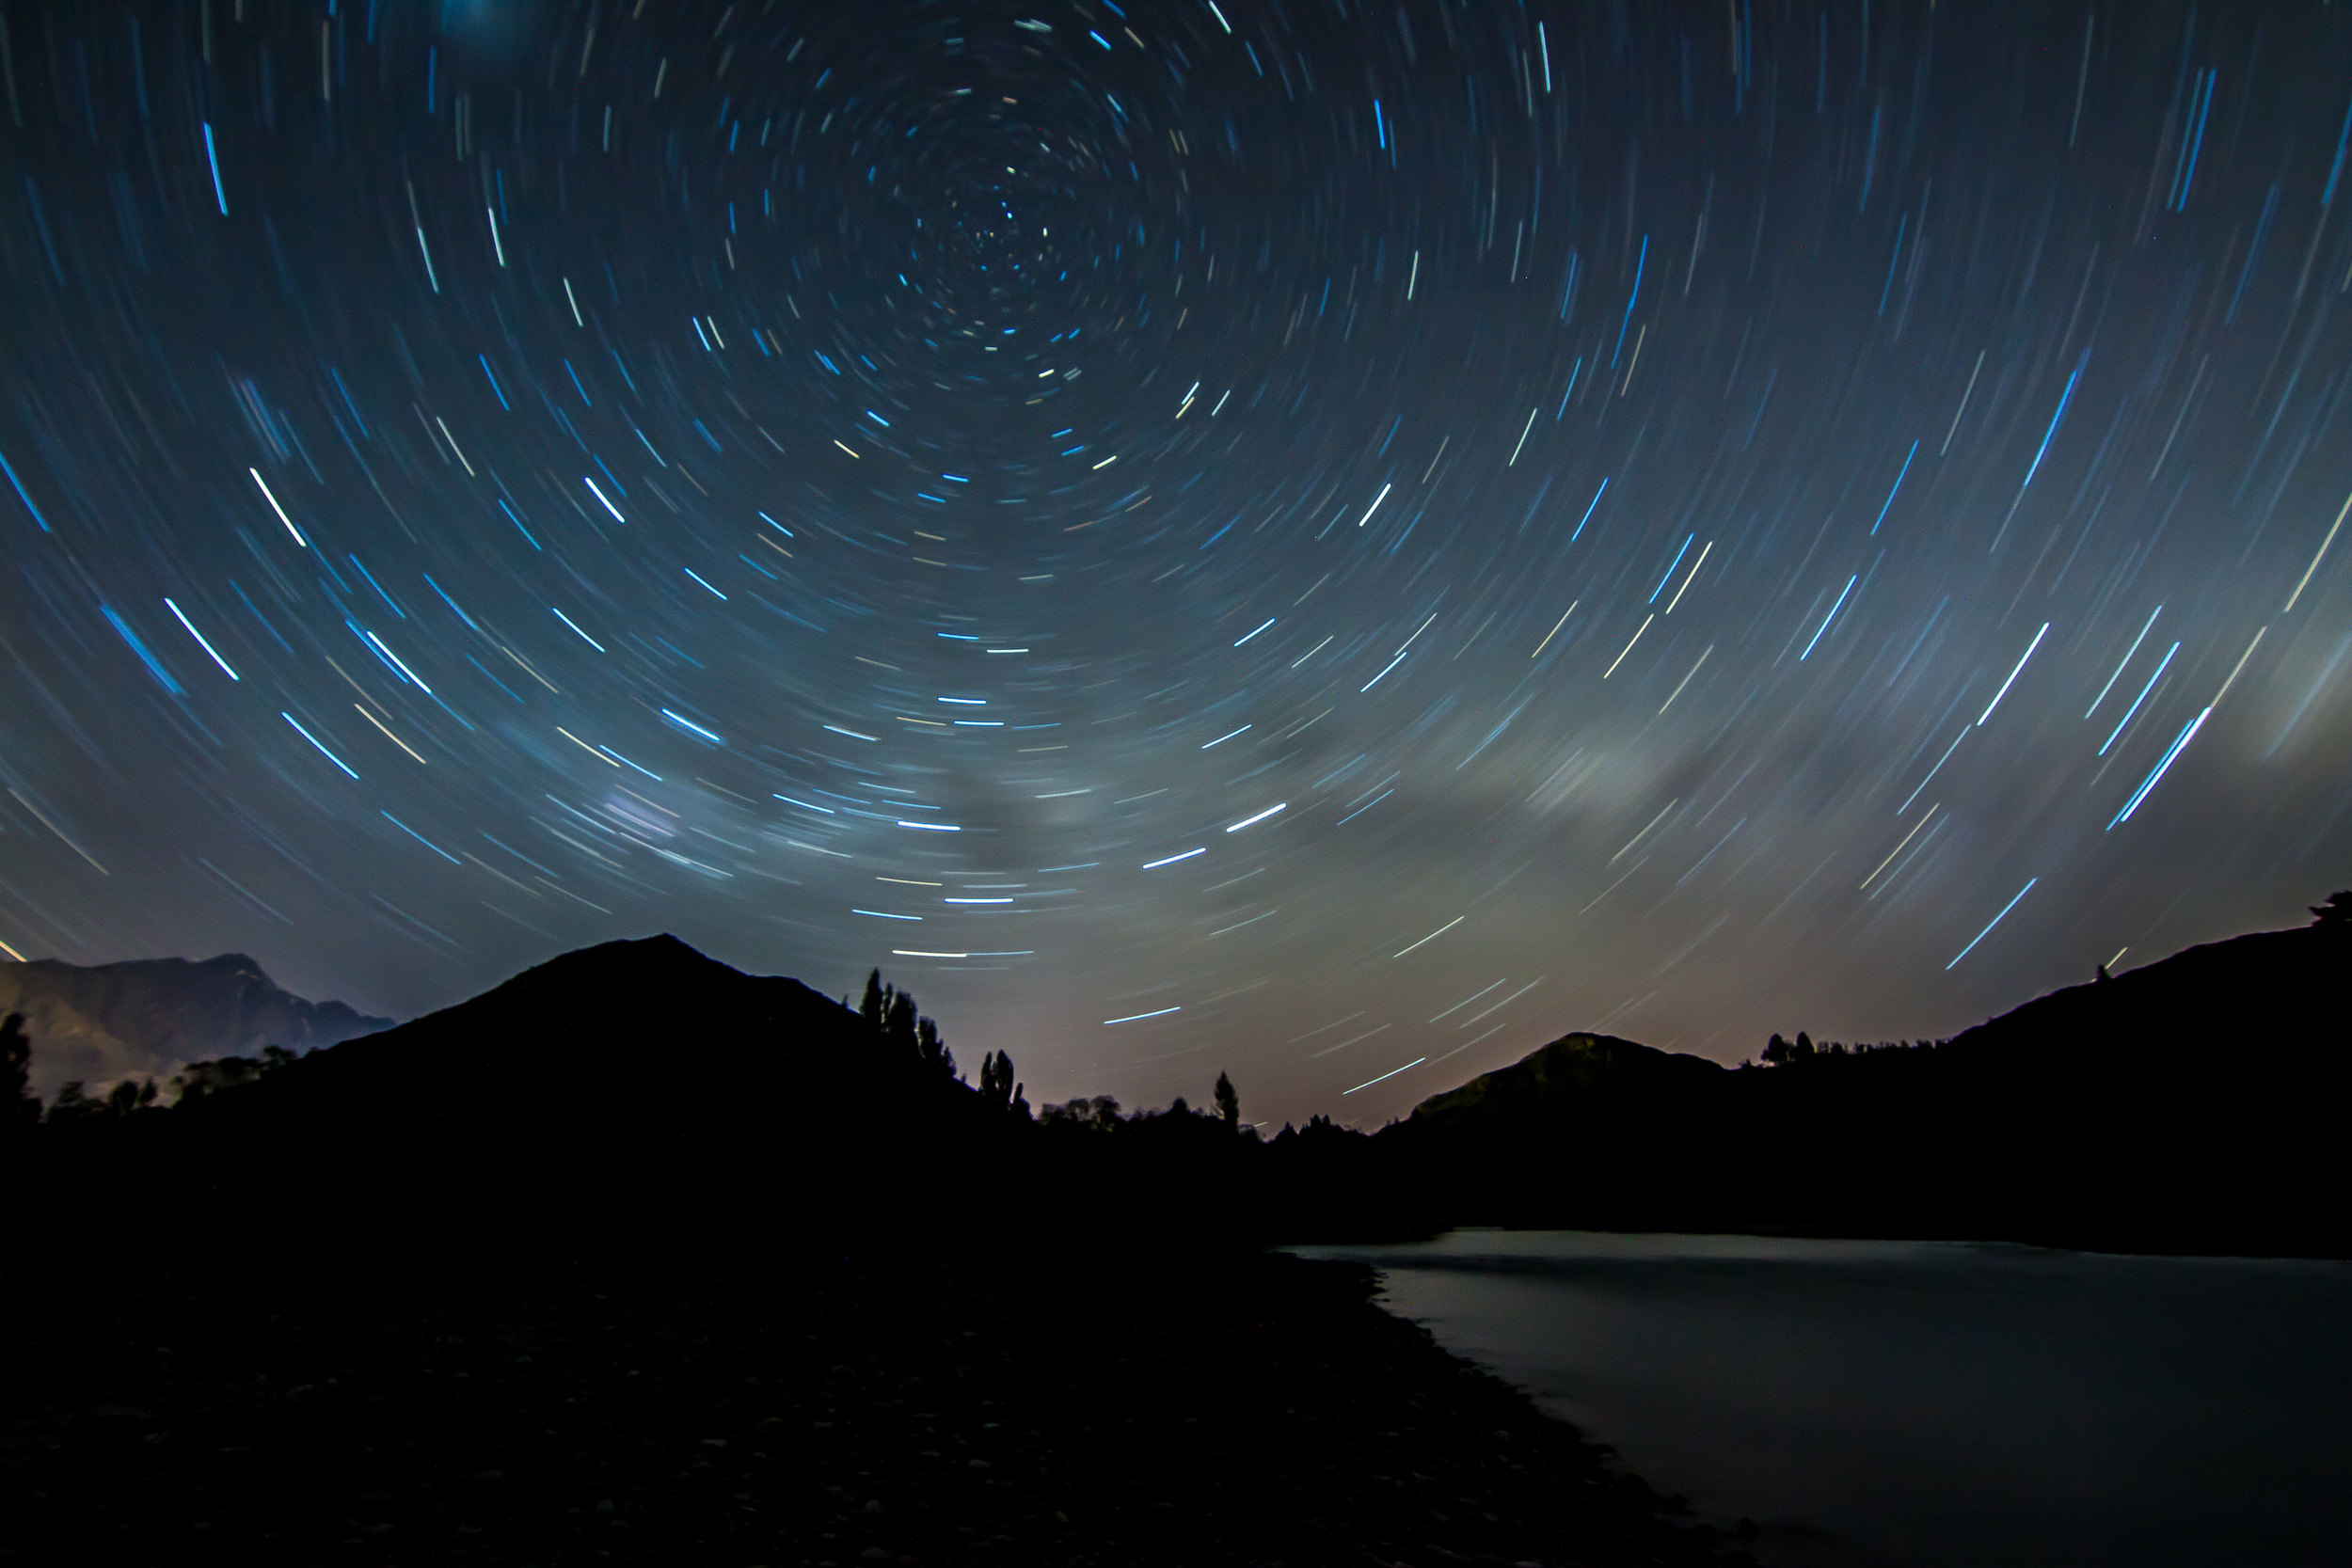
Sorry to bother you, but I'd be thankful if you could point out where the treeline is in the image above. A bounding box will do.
[1755,1032,1944,1066]
[851,968,1031,1118]
[0,1013,174,1132]
[843,970,1330,1180]
[0,967,1269,1150]
[0,1014,306,1134]
[0,986,1935,1143]
[0,944,1971,1153]
[1038,1069,1245,1135]
[10,898,2346,1259]
[0,968,1951,1185]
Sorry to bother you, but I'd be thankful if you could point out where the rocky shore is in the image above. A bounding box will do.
[5,1246,1739,1567]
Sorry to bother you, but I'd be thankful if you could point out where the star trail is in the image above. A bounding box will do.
[3,0,2349,1130]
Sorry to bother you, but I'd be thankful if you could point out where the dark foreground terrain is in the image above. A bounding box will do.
[3,1247,1737,1568]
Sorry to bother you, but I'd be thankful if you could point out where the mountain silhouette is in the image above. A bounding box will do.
[3,942,1731,1568]
[1376,913,2349,1255]
[0,951,392,1101]
[198,933,847,1130]
[1403,1031,1724,1132]
[20,908,2348,1261]
[45,935,1026,1259]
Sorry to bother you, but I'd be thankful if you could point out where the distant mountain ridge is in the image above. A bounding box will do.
[1402,1031,1723,1132]
[0,953,393,1101]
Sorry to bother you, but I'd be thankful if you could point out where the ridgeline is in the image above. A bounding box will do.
[6,900,2344,1567]
[8,895,2345,1260]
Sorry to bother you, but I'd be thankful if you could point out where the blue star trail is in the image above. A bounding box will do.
[1,1,2347,1130]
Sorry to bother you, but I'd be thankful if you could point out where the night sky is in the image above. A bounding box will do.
[4,0,2349,1129]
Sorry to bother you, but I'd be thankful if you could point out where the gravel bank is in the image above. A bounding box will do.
[5,1246,1740,1567]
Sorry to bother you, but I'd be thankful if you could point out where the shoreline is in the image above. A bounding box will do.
[4,1244,1741,1567]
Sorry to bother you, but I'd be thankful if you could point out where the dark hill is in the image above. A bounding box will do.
[21,913,2348,1261]
[49,936,1031,1259]
[199,934,850,1132]
[3,942,1728,1568]
[1378,917,2350,1255]
[1903,919,2349,1254]
[0,951,391,1100]
[1940,919,2338,1069]
[1404,1031,1725,1132]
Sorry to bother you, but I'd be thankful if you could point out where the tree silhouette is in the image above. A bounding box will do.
[857,971,963,1081]
[916,1015,957,1080]
[0,1013,39,1137]
[1214,1071,1240,1129]
[978,1049,1019,1111]
[1040,1094,1120,1131]
[42,1074,156,1125]
[884,989,918,1059]
[2312,891,2352,926]
[1761,1031,1826,1066]
[166,1044,300,1107]
[169,1055,258,1104]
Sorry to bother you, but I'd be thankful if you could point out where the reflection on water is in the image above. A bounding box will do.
[1295,1231,2352,1568]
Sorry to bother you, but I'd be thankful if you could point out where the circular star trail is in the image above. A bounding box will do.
[3,0,2349,1128]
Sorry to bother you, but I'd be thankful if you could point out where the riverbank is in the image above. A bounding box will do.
[1306,1230,2352,1568]
[3,1246,1739,1567]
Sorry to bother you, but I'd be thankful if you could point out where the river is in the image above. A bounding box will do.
[1293,1230,2352,1567]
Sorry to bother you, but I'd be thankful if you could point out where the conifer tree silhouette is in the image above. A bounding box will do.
[885,989,918,1060]
[977,1049,1018,1111]
[860,969,885,1034]
[1214,1070,1240,1129]
[0,1013,38,1137]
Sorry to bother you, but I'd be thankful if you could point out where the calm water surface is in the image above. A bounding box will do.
[1294,1230,2352,1567]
